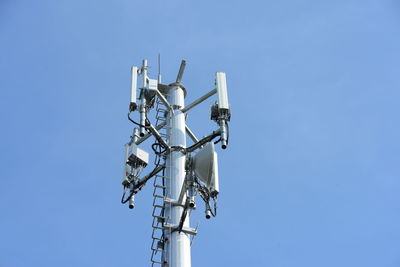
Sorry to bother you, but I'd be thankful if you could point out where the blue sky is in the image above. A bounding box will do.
[1,0,400,266]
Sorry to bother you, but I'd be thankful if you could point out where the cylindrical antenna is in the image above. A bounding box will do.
[176,59,186,83]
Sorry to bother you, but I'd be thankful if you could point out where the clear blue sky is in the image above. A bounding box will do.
[1,0,400,266]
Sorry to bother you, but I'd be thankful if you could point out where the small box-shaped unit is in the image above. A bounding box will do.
[127,143,149,168]
[147,78,158,91]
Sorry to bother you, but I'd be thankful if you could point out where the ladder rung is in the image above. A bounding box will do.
[153,217,165,223]
[154,216,165,223]
[152,209,163,216]
[152,229,163,236]
[152,224,162,229]
[153,194,165,199]
[153,190,164,196]
[152,218,164,225]
[152,219,164,226]
[153,198,164,205]
[154,184,166,189]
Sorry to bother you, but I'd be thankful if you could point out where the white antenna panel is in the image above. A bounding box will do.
[130,66,138,111]
[216,72,229,110]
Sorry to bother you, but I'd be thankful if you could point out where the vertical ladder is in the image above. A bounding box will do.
[150,173,167,266]
[150,96,169,266]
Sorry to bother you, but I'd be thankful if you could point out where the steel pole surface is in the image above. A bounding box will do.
[164,84,191,267]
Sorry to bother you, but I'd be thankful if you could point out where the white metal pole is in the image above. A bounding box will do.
[139,60,148,136]
[164,84,191,267]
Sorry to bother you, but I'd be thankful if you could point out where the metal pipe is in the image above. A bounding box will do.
[164,84,192,267]
[219,120,228,149]
[139,59,148,136]
[177,174,188,207]
[133,128,139,143]
[181,89,216,113]
[176,60,186,83]
[128,195,135,209]
[128,128,139,209]
[205,209,211,219]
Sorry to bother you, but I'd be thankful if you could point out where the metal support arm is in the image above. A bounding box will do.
[133,165,165,190]
[135,121,166,145]
[147,123,170,150]
[185,129,221,153]
[181,89,217,113]
[156,89,174,114]
[185,125,199,143]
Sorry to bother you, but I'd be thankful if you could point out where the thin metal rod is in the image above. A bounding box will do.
[139,59,148,136]
[158,53,162,83]
[148,124,169,150]
[177,175,188,206]
[135,121,166,145]
[156,89,174,114]
[181,89,217,113]
[185,125,199,143]
[186,129,221,153]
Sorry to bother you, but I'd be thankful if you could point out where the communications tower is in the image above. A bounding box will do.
[121,59,231,267]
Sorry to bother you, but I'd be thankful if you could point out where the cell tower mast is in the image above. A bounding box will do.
[121,59,231,267]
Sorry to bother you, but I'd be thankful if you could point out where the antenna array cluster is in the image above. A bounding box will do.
[120,59,231,267]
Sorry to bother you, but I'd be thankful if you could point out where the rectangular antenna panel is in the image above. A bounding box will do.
[216,72,229,110]
[130,66,138,111]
